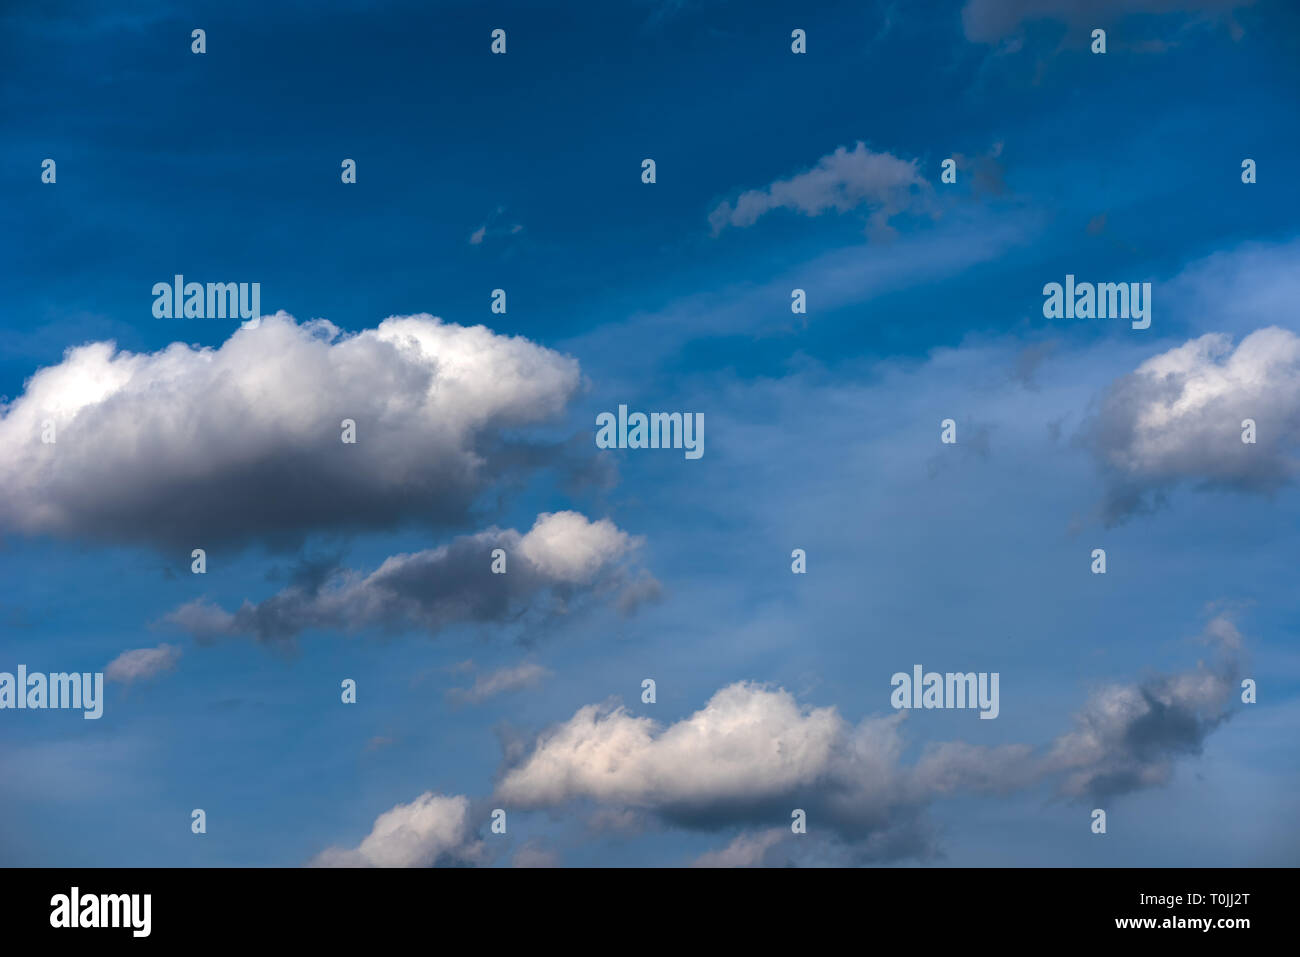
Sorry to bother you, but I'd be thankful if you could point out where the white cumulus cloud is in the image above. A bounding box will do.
[309,792,482,867]
[495,618,1243,861]
[0,313,581,548]
[1081,326,1300,522]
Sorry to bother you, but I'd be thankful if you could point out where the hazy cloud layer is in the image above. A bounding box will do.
[448,662,552,706]
[691,828,789,868]
[1080,327,1300,523]
[510,842,561,868]
[0,313,581,548]
[961,0,1250,44]
[165,511,654,644]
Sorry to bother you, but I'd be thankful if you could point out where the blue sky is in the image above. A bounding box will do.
[1,0,1298,867]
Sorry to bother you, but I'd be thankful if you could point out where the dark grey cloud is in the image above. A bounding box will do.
[164,511,654,645]
[1046,616,1242,799]
[1010,340,1058,391]
[951,142,1008,198]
